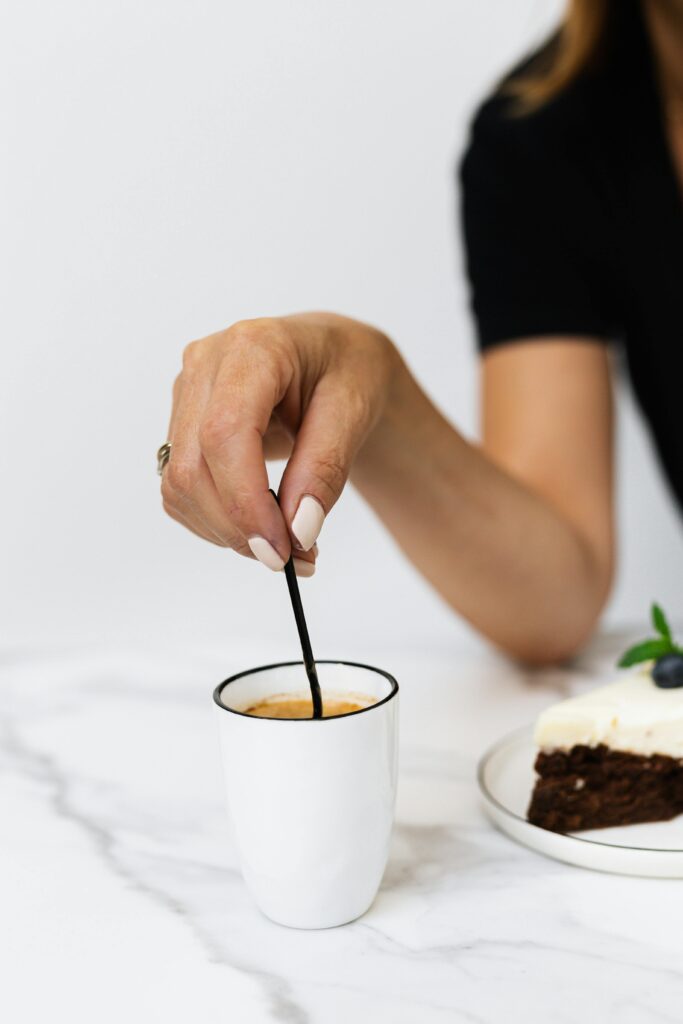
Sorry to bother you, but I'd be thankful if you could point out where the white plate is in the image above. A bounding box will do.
[478,725,683,877]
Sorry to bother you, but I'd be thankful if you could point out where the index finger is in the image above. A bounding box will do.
[198,330,293,570]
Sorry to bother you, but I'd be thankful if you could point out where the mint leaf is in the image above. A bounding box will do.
[652,603,672,642]
[618,638,672,668]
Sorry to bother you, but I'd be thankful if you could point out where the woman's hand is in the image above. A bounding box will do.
[161,312,397,574]
[161,314,613,662]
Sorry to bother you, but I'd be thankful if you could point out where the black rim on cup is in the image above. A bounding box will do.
[213,660,399,722]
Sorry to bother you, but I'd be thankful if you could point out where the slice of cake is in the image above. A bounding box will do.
[528,604,683,833]
[528,672,683,832]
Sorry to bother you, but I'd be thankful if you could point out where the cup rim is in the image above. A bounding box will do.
[213,659,399,722]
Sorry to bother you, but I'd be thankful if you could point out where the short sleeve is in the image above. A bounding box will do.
[459,97,613,351]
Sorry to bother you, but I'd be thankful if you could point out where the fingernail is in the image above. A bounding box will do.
[248,536,285,572]
[291,495,325,551]
[293,557,315,578]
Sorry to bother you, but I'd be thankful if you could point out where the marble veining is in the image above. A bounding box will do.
[3,641,683,1023]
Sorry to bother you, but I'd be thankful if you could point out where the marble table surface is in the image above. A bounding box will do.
[4,637,683,1023]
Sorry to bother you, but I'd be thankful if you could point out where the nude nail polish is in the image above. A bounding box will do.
[248,536,285,572]
[291,495,325,552]
[293,557,316,578]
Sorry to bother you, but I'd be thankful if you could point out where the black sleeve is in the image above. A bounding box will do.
[459,98,612,351]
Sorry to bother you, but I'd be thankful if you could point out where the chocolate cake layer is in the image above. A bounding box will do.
[528,744,683,833]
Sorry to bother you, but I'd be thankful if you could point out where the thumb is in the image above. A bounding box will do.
[278,377,374,551]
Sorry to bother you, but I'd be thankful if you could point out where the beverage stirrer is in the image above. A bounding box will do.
[270,489,323,718]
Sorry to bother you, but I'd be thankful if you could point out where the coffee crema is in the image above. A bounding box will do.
[243,692,374,720]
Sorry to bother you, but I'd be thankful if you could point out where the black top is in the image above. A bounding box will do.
[460,0,683,513]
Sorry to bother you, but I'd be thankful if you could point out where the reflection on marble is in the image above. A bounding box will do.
[3,639,683,1023]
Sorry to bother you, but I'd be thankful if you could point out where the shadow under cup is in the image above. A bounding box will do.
[214,661,399,929]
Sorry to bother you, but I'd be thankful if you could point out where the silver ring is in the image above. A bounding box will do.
[157,442,172,476]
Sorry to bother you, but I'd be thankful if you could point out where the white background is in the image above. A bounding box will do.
[3,0,683,662]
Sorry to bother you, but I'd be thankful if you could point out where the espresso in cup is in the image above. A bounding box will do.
[244,691,374,719]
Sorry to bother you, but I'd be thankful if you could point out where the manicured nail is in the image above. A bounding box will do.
[248,536,285,572]
[291,495,325,551]
[293,558,315,578]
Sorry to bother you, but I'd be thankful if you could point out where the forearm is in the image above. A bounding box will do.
[351,353,612,664]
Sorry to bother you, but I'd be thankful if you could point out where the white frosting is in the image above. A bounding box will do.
[535,669,683,758]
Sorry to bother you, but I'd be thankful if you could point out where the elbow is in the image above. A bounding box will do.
[503,636,590,669]
[501,552,614,669]
[491,593,611,669]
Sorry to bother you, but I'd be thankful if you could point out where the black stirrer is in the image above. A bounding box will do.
[269,489,323,719]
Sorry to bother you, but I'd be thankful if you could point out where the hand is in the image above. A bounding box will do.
[160,312,397,574]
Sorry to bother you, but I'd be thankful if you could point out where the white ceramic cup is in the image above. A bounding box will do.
[214,660,399,929]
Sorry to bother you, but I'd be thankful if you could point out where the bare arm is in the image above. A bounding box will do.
[162,315,613,665]
[351,338,614,664]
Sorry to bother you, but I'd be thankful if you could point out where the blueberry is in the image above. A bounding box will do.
[652,653,683,689]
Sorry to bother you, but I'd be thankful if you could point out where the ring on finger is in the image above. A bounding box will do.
[157,442,172,476]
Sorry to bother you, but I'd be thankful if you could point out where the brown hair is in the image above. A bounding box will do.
[505,0,613,112]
